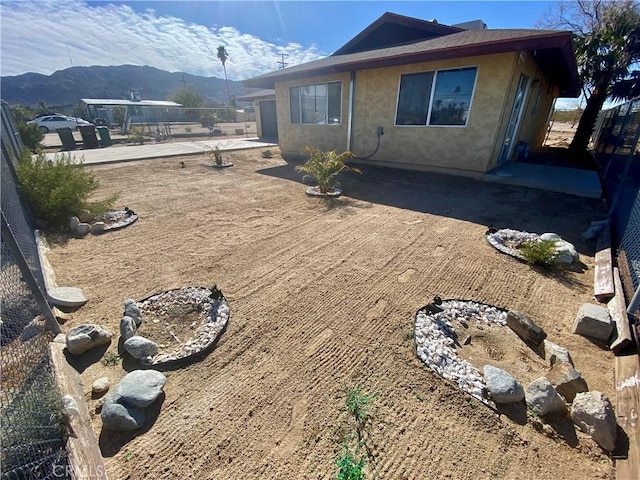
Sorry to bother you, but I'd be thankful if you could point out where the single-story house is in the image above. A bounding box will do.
[243,12,579,178]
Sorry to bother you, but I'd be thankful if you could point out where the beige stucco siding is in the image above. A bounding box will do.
[275,73,351,156]
[350,53,518,175]
[254,100,264,138]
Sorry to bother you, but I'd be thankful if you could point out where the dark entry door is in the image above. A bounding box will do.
[259,100,278,140]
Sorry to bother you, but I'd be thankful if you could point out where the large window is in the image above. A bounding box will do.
[290,82,341,124]
[395,67,478,127]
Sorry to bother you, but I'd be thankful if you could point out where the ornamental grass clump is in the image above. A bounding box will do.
[16,149,118,229]
[295,146,362,194]
[519,239,559,267]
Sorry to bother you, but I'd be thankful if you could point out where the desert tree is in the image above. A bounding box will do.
[539,0,640,156]
[217,45,231,104]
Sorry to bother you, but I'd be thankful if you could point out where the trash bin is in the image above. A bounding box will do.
[56,127,77,151]
[78,125,99,149]
[96,126,112,147]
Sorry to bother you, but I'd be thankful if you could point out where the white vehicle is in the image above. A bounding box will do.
[27,115,93,133]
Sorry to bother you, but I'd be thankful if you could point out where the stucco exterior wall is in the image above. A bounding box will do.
[254,100,263,138]
[275,73,351,157]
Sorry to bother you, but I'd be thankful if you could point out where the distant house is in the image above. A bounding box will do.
[243,12,579,177]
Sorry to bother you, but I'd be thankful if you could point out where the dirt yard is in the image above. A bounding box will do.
[46,146,616,480]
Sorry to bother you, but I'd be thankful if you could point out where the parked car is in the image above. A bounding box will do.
[26,115,92,133]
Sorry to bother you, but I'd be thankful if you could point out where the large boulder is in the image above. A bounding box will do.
[101,370,166,431]
[545,361,588,403]
[123,336,158,362]
[572,304,613,341]
[483,365,524,404]
[525,377,566,416]
[506,310,546,347]
[65,324,112,355]
[571,391,617,452]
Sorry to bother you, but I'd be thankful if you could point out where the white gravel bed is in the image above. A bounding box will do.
[485,228,540,260]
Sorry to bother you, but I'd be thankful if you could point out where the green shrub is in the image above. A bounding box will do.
[335,444,365,480]
[295,147,362,194]
[127,126,145,145]
[18,123,44,152]
[519,239,559,266]
[16,149,118,229]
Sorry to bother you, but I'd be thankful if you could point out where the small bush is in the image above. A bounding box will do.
[519,239,559,266]
[18,123,44,152]
[127,126,145,145]
[16,149,118,229]
[343,385,375,424]
[335,444,365,480]
[295,147,362,194]
[184,126,192,133]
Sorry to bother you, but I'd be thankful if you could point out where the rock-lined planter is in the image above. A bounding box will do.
[305,186,343,198]
[206,161,234,168]
[69,207,138,237]
[120,286,230,366]
[414,298,508,403]
[485,228,579,265]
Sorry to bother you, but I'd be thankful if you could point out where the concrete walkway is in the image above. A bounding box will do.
[43,137,278,165]
[483,161,603,199]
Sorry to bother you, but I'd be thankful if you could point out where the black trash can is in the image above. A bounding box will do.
[96,126,112,147]
[56,127,77,151]
[78,125,99,149]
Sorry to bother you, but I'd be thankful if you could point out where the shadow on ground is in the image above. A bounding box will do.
[256,160,606,256]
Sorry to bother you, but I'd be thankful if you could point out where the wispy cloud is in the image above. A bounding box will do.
[0,0,325,79]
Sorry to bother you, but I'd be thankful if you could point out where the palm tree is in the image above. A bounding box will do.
[217,46,231,104]
[541,1,640,157]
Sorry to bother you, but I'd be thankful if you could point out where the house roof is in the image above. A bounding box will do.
[80,99,182,107]
[244,28,579,97]
[333,12,463,56]
[236,89,276,102]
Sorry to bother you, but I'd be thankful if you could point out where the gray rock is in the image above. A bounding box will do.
[525,377,566,416]
[545,361,588,403]
[555,240,579,265]
[110,370,166,408]
[91,221,106,235]
[124,299,142,326]
[48,286,87,309]
[543,340,573,366]
[101,400,146,431]
[571,391,618,452]
[120,316,137,341]
[66,324,113,355]
[506,310,547,347]
[540,232,561,242]
[69,216,80,231]
[76,223,91,236]
[92,377,110,395]
[483,365,524,404]
[124,335,158,360]
[78,209,95,223]
[572,304,613,341]
[100,370,166,431]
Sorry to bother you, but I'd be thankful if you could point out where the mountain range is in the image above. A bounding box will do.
[1,65,258,107]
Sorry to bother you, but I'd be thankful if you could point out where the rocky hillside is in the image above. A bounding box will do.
[1,64,254,106]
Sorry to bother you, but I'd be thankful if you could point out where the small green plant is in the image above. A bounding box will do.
[295,146,362,194]
[405,329,415,341]
[16,149,118,229]
[184,126,192,133]
[335,443,365,480]
[101,352,121,366]
[127,126,145,145]
[343,385,375,424]
[519,239,559,266]
[18,123,45,152]
[207,144,225,165]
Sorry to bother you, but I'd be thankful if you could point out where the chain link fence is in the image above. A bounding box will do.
[594,99,640,299]
[1,101,70,479]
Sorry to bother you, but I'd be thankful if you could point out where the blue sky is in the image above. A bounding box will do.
[0,0,582,108]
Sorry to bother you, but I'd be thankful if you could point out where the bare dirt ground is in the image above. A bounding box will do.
[45,138,617,479]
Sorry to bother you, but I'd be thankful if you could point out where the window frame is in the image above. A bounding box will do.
[289,81,342,125]
[394,66,479,128]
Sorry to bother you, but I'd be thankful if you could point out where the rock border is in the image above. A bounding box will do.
[205,161,234,168]
[484,228,538,261]
[132,286,230,366]
[97,209,139,232]
[305,186,343,198]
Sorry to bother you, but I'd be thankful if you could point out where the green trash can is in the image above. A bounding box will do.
[78,125,99,149]
[96,126,112,147]
[56,127,77,151]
